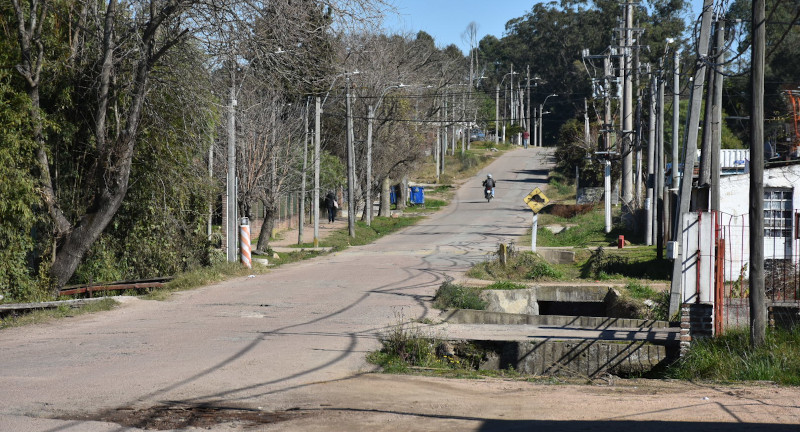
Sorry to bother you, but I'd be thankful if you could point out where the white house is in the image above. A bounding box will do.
[718,162,800,281]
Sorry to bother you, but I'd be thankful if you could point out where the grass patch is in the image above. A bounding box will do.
[664,327,800,385]
[144,261,270,300]
[484,281,528,290]
[548,172,575,201]
[433,282,487,310]
[402,198,448,213]
[467,251,564,282]
[536,209,614,247]
[609,282,670,321]
[312,216,423,249]
[0,298,118,329]
[290,216,422,249]
[580,247,671,281]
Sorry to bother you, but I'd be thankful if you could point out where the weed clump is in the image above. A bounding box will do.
[606,282,670,321]
[370,322,439,372]
[664,327,800,385]
[468,251,563,281]
[433,282,486,310]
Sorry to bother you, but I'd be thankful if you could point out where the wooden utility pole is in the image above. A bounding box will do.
[668,0,715,318]
[750,0,766,347]
[711,18,725,212]
[697,19,717,210]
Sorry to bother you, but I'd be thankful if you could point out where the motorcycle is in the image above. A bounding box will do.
[484,187,493,202]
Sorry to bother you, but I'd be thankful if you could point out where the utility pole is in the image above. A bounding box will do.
[668,0,715,317]
[750,0,766,347]
[527,66,532,149]
[646,70,656,245]
[346,75,356,238]
[208,129,213,240]
[299,98,309,244]
[510,64,515,143]
[711,18,725,212]
[656,61,666,258]
[584,98,590,146]
[621,2,634,205]
[436,96,441,182]
[495,85,500,145]
[670,50,680,241]
[697,20,717,210]
[366,105,374,226]
[313,97,320,247]
[441,95,446,174]
[462,85,467,155]
[226,73,237,262]
[604,55,613,233]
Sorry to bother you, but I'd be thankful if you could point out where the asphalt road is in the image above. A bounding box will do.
[0,147,555,431]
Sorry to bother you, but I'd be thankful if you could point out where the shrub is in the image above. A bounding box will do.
[433,282,486,310]
[375,322,438,368]
[468,251,564,281]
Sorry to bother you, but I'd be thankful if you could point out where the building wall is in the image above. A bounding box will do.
[718,164,800,280]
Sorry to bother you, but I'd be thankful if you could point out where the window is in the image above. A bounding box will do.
[764,188,793,238]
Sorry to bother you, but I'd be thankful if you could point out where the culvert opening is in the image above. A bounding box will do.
[537,300,606,317]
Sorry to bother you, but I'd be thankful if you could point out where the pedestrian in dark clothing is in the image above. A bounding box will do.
[324,191,337,223]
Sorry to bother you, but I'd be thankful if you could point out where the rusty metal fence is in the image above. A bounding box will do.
[717,210,800,332]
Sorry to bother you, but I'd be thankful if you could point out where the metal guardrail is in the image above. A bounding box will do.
[58,277,173,296]
[0,277,174,317]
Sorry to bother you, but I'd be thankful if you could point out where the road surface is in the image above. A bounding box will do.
[3,147,798,431]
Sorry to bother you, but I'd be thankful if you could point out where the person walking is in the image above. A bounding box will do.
[324,191,337,223]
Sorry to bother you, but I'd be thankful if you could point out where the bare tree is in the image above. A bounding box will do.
[11,0,395,290]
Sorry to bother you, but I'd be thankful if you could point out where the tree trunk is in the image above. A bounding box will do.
[397,176,408,211]
[256,199,276,252]
[49,188,129,288]
[379,177,392,217]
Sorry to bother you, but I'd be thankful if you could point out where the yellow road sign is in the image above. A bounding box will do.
[523,187,550,213]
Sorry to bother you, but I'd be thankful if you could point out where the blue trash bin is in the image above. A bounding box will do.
[409,186,424,206]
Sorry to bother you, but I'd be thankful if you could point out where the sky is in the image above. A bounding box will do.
[382,0,707,54]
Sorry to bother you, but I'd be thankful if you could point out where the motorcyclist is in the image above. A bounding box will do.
[482,174,496,198]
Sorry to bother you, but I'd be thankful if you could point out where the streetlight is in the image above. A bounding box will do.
[497,70,518,144]
[312,70,359,243]
[365,83,406,226]
[538,94,558,147]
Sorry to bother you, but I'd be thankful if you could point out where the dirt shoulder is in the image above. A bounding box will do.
[259,374,800,431]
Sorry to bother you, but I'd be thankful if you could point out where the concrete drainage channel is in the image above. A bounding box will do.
[437,285,681,378]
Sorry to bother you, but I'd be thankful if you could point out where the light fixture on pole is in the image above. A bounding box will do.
[538,94,558,147]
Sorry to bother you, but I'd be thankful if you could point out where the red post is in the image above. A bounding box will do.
[618,235,624,249]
